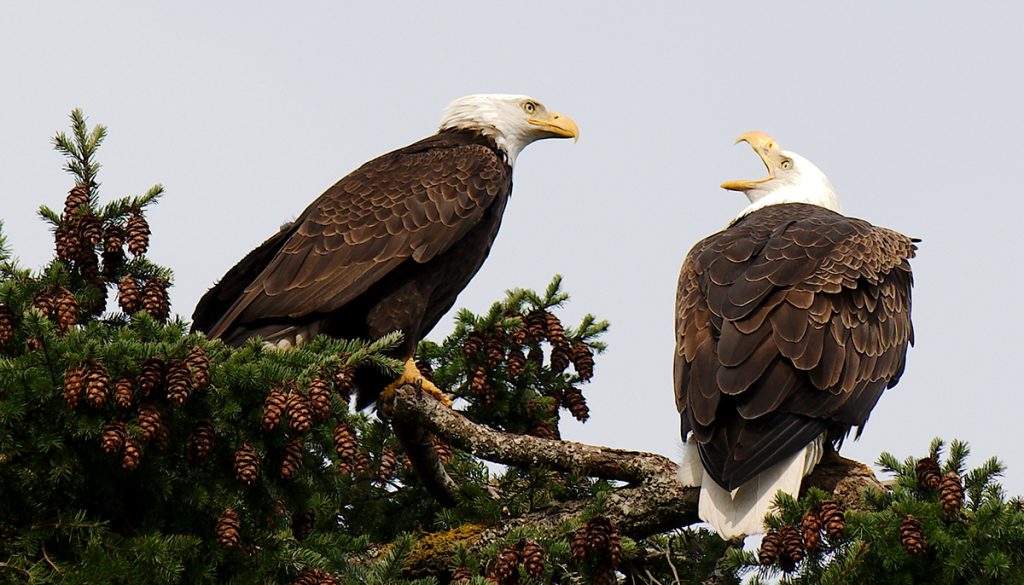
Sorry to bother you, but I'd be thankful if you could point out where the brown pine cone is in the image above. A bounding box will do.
[279,440,304,480]
[916,457,942,490]
[543,312,566,346]
[262,385,288,431]
[186,346,210,389]
[113,377,134,409]
[779,524,804,572]
[820,499,846,539]
[0,304,14,346]
[333,422,358,463]
[216,509,241,549]
[292,509,315,541]
[450,565,474,583]
[940,471,965,516]
[506,347,527,378]
[490,545,520,583]
[77,247,101,283]
[377,448,397,482]
[759,528,781,565]
[26,337,42,351]
[307,376,332,421]
[463,330,484,361]
[333,362,355,403]
[64,184,91,217]
[63,366,86,409]
[165,359,194,406]
[137,357,165,397]
[527,346,543,367]
[286,391,313,434]
[294,569,336,585]
[549,343,572,373]
[141,278,169,322]
[433,437,453,463]
[126,210,150,257]
[235,443,260,485]
[484,333,505,368]
[137,403,164,441]
[801,507,822,550]
[54,287,78,333]
[103,224,125,254]
[521,540,545,579]
[571,341,595,381]
[570,524,589,564]
[33,290,55,319]
[121,437,142,471]
[118,276,141,314]
[900,514,927,556]
[101,421,127,456]
[84,362,111,409]
[188,420,215,465]
[54,224,80,263]
[508,317,528,345]
[77,213,103,247]
[562,386,590,422]
[524,309,547,342]
[353,451,370,476]
[470,365,495,406]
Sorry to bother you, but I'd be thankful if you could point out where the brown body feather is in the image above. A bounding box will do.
[192,129,512,407]
[674,203,916,490]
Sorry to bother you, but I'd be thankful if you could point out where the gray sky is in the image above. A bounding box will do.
[3,2,1023,493]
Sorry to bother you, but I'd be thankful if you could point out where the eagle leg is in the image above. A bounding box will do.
[381,358,452,407]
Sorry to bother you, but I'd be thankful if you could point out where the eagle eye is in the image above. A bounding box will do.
[523,101,538,114]
[780,158,793,170]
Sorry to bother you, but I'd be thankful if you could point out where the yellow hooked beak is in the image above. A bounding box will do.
[720,131,783,191]
[528,111,580,142]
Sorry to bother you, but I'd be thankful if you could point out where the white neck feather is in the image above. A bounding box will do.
[731,151,842,223]
[438,94,533,166]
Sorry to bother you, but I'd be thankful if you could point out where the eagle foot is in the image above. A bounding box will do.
[380,358,452,408]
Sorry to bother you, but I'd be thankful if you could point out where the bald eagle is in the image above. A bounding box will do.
[674,132,916,539]
[191,95,577,499]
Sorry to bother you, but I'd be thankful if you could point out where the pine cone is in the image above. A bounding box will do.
[508,317,528,345]
[490,545,520,583]
[916,457,942,490]
[292,509,315,541]
[470,365,495,406]
[188,420,215,464]
[333,422,358,463]
[137,403,164,442]
[77,246,101,283]
[463,331,484,361]
[126,210,150,256]
[543,312,566,346]
[101,421,127,456]
[779,524,804,572]
[26,337,42,352]
[433,437,453,463]
[940,471,964,516]
[286,391,313,434]
[333,362,355,403]
[118,276,141,314]
[571,341,595,381]
[54,223,79,263]
[484,332,505,368]
[121,437,142,470]
[549,344,572,373]
[759,528,781,565]
[900,514,927,556]
[141,278,169,322]
[77,213,103,247]
[62,366,86,409]
[353,451,370,476]
[377,448,397,482]
[137,357,165,397]
[506,347,527,378]
[562,386,590,422]
[113,377,134,409]
[0,304,14,346]
[450,566,474,583]
[524,309,547,342]
[33,290,55,319]
[103,224,125,254]
[571,524,589,564]
[801,507,822,550]
[165,359,194,406]
[279,439,304,480]
[235,444,260,485]
[262,385,288,431]
[84,361,111,409]
[54,287,78,333]
[820,499,846,539]
[294,569,336,585]
[527,346,543,367]
[186,346,210,389]
[63,184,90,216]
[307,376,332,421]
[216,509,241,549]
[521,540,545,578]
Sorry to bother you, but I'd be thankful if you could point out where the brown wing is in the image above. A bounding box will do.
[674,203,916,490]
[193,134,510,342]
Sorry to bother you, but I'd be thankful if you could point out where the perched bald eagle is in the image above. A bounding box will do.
[674,132,916,539]
[191,94,577,488]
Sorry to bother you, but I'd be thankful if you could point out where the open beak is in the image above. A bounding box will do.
[720,131,782,191]
[528,111,580,142]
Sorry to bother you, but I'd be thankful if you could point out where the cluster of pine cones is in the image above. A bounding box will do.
[83,347,209,471]
[759,500,846,572]
[450,539,546,584]
[569,515,621,585]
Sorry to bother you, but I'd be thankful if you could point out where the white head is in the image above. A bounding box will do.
[720,131,841,222]
[438,94,579,166]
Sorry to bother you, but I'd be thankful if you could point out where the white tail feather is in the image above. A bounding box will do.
[693,436,825,539]
[677,440,704,487]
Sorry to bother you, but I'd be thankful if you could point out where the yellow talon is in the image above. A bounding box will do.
[382,358,452,408]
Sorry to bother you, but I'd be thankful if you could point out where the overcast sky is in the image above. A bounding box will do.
[3,2,1023,494]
